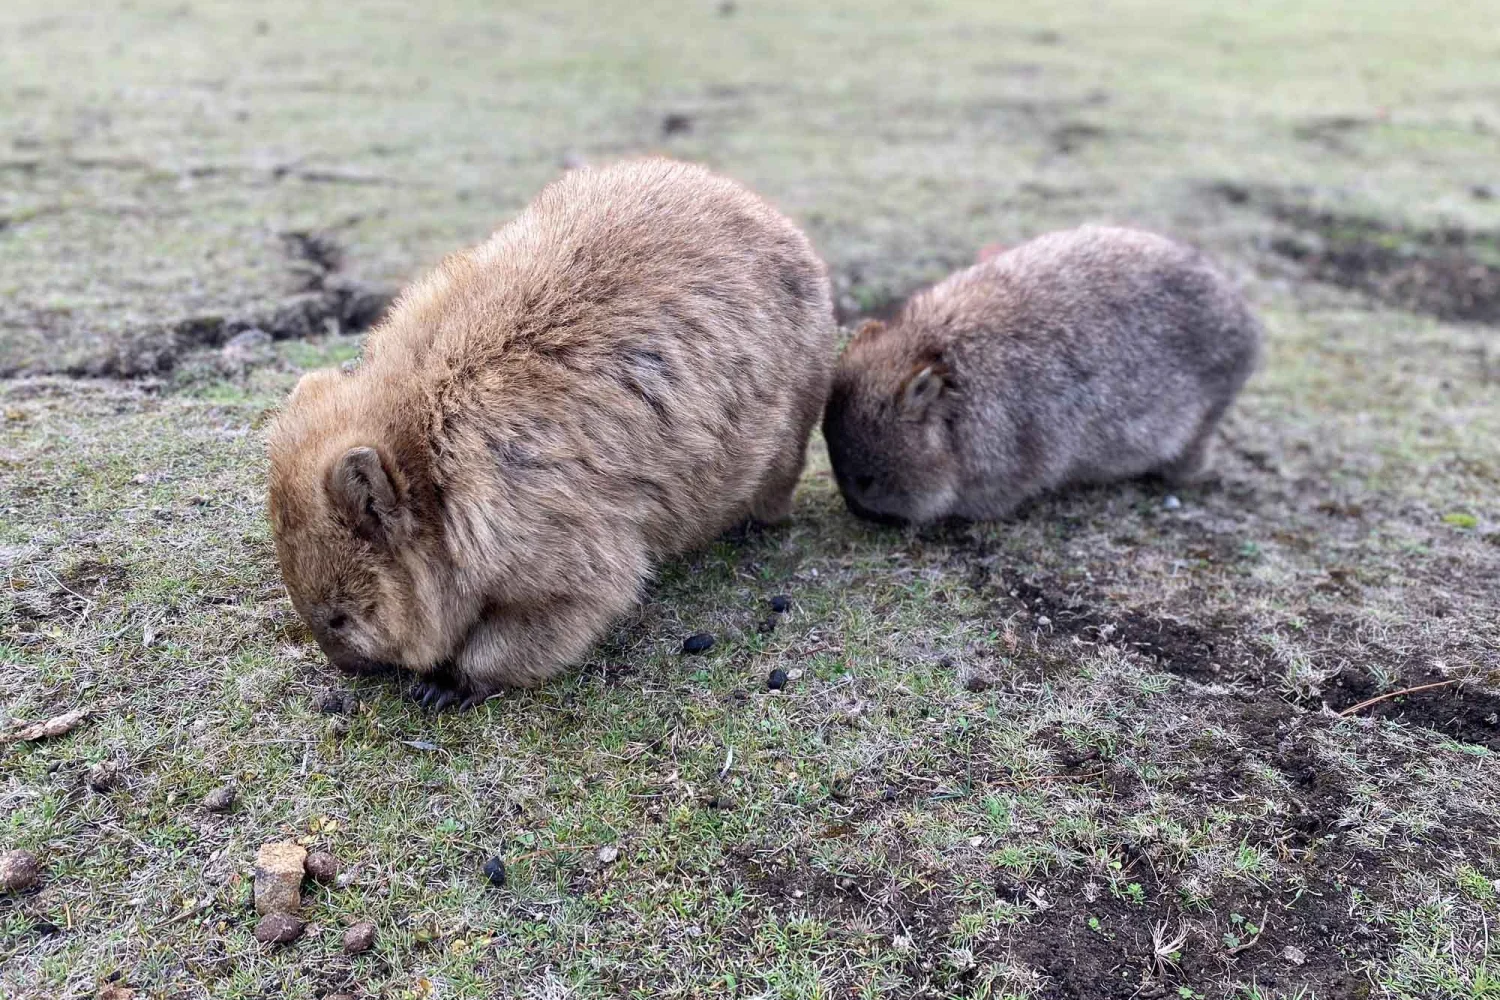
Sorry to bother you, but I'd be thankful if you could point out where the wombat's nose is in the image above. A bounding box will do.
[843,491,908,527]
[327,651,385,675]
[313,632,382,675]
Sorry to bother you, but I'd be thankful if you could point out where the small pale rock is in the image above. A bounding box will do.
[6,707,90,743]
[1,850,40,892]
[597,845,619,864]
[202,785,236,812]
[786,668,804,682]
[253,912,305,945]
[304,851,339,883]
[253,841,307,915]
[1282,944,1307,966]
[98,986,135,1000]
[343,920,377,954]
[86,761,121,792]
[1036,616,1051,627]
[1163,495,1182,510]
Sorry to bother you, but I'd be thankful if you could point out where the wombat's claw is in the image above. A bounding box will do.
[411,680,459,711]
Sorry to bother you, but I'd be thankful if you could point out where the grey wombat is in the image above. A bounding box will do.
[824,225,1261,524]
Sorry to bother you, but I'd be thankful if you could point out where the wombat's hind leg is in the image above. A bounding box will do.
[1156,425,1217,486]
[748,441,810,525]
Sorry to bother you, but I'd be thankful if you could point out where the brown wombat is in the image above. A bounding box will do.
[824,225,1261,524]
[268,159,835,705]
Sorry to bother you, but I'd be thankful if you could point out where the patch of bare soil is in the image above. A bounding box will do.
[1292,114,1372,154]
[13,557,130,621]
[981,560,1498,740]
[3,231,394,379]
[1005,873,1379,1000]
[1004,576,1249,684]
[1326,667,1500,751]
[1217,184,1500,325]
[722,709,1437,998]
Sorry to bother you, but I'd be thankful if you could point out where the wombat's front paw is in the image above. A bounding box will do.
[408,677,495,712]
[406,668,479,712]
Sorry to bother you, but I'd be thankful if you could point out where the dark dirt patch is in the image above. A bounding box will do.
[660,112,693,136]
[1010,704,1489,997]
[1327,668,1500,750]
[998,574,1254,684]
[57,558,129,599]
[725,840,959,982]
[1218,184,1500,325]
[3,231,394,379]
[970,558,1500,758]
[1006,873,1378,1000]
[1293,114,1373,153]
[13,558,131,620]
[1049,121,1108,154]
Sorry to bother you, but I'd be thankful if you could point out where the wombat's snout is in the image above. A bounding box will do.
[835,468,911,525]
[843,491,910,526]
[314,632,384,676]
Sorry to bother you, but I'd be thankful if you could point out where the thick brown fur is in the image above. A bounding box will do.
[824,225,1262,524]
[268,159,835,697]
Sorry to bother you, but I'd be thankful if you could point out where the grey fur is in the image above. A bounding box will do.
[823,226,1262,524]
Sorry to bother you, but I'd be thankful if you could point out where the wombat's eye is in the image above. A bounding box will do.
[854,474,875,492]
[327,613,349,632]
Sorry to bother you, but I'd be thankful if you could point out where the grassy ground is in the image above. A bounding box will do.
[3,1,1499,998]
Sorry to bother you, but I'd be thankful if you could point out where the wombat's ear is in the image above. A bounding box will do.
[900,363,948,417]
[327,446,407,544]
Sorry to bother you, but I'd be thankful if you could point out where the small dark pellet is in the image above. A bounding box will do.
[767,668,789,691]
[482,857,507,888]
[681,632,715,655]
[316,689,359,716]
[769,595,792,614]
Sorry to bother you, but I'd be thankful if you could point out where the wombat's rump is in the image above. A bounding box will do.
[268,159,835,702]
[824,226,1261,524]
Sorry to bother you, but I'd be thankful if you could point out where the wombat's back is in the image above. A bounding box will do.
[923,226,1259,517]
[923,226,1257,399]
[365,159,836,560]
